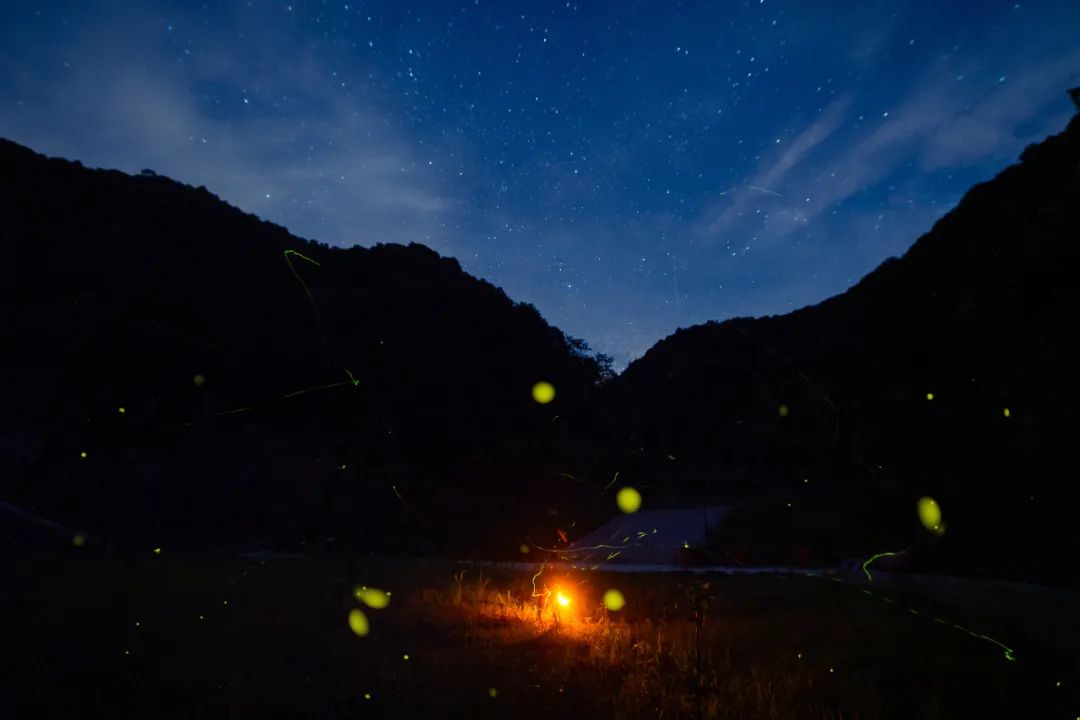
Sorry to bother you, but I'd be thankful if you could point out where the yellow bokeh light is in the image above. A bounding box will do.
[603,589,626,611]
[354,586,391,609]
[403,653,410,661]
[348,609,370,637]
[778,404,789,417]
[363,693,371,700]
[118,407,126,414]
[926,392,934,401]
[153,547,161,555]
[917,496,943,532]
[193,373,206,387]
[488,688,498,699]
[531,381,556,404]
[1003,408,1011,418]
[556,591,570,607]
[72,534,85,548]
[80,451,87,459]
[519,543,530,554]
[616,486,642,513]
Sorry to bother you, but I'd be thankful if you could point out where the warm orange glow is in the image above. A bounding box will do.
[556,591,570,607]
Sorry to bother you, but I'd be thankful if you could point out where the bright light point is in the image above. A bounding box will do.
[778,404,789,417]
[198,615,204,620]
[519,543,530,554]
[354,586,391,609]
[488,688,498,698]
[403,653,410,660]
[363,693,371,700]
[917,496,942,532]
[348,609,370,636]
[683,540,690,549]
[531,381,556,404]
[1003,408,1011,417]
[80,451,87,459]
[193,373,206,387]
[72,534,85,547]
[118,407,126,414]
[153,547,161,555]
[829,667,834,673]
[926,392,934,400]
[603,589,625,611]
[616,486,642,513]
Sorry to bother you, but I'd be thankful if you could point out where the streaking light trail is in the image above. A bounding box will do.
[861,550,903,582]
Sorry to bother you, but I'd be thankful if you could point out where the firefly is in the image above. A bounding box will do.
[531,381,556,404]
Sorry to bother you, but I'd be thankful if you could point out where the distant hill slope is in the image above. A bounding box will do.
[605,112,1079,582]
[1,139,606,554]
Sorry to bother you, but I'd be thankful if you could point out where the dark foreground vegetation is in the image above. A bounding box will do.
[3,553,1077,719]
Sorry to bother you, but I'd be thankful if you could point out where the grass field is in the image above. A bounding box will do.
[1,553,1076,718]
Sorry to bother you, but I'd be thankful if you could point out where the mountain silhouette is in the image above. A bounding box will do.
[3,106,1077,583]
[2,139,609,555]
[604,109,1079,583]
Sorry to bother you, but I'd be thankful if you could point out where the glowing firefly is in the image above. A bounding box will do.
[917,496,943,534]
[348,609,370,637]
[532,381,556,404]
[603,589,625,611]
[354,586,391,609]
[616,486,642,513]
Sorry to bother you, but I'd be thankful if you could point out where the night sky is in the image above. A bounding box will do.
[3,1,1078,367]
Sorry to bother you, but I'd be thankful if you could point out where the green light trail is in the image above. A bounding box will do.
[856,584,1017,662]
[861,550,904,582]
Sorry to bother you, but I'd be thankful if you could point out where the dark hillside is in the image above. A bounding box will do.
[606,112,1080,583]
[2,139,607,554]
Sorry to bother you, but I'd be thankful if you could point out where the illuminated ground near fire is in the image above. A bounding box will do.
[3,555,1077,718]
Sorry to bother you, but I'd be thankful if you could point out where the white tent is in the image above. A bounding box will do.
[564,506,728,565]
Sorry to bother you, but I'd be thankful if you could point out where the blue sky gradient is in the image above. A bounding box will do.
[3,0,1078,366]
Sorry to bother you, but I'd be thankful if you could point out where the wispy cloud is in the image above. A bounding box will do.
[697,51,1080,256]
[700,95,854,241]
[0,2,453,249]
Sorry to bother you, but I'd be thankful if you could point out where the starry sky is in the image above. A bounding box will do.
[2,1,1078,368]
